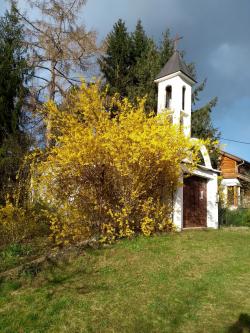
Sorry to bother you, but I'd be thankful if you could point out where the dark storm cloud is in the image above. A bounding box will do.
[83,0,250,104]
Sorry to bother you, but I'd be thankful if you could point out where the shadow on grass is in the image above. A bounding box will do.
[0,251,110,302]
[41,255,111,297]
[228,314,250,332]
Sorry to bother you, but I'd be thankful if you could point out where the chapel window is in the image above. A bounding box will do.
[182,86,186,110]
[165,86,172,109]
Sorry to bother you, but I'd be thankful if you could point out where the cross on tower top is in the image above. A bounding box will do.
[173,34,183,51]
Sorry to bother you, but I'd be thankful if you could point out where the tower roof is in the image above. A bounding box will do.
[155,51,196,83]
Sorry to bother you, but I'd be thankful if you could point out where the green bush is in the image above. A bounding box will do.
[220,208,250,227]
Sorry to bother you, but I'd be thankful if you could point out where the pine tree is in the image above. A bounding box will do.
[0,2,31,203]
[131,19,148,60]
[126,20,158,110]
[99,19,133,97]
[158,30,174,68]
[0,4,26,144]
[192,97,220,168]
[191,97,219,140]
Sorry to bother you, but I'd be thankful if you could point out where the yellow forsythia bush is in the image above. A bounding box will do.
[31,82,202,244]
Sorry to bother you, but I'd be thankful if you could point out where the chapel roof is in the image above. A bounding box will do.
[155,50,196,82]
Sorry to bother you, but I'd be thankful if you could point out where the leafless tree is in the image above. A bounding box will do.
[13,0,100,145]
[15,0,100,102]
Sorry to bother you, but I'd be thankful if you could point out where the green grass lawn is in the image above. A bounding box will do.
[1,229,250,332]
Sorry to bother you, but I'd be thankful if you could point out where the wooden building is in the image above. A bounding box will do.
[220,151,250,208]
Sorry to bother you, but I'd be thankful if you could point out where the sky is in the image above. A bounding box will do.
[1,0,250,160]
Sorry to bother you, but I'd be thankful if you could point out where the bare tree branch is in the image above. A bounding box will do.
[15,0,100,145]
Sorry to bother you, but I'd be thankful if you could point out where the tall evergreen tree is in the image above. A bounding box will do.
[127,20,159,110]
[131,19,148,60]
[192,96,220,168]
[0,2,31,203]
[99,19,133,97]
[158,29,174,68]
[192,95,219,140]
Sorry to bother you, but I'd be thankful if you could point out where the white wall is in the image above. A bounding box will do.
[156,72,193,137]
[206,172,219,228]
[173,167,219,230]
[173,175,183,230]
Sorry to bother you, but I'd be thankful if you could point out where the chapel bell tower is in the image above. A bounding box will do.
[154,37,196,137]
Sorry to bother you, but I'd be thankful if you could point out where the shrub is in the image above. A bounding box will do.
[0,201,50,246]
[31,82,202,244]
[0,203,27,245]
[220,208,250,227]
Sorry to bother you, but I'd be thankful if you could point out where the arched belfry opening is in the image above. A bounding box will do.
[182,86,186,110]
[165,85,172,109]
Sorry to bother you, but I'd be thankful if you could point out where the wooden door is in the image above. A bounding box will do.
[183,175,207,228]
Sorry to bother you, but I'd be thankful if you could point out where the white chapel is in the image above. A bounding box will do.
[154,48,219,229]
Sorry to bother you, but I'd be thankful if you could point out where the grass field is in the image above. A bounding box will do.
[1,229,250,332]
